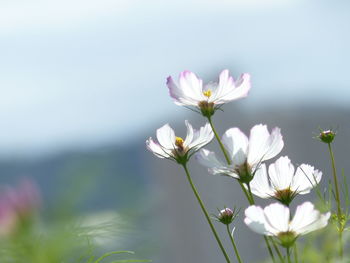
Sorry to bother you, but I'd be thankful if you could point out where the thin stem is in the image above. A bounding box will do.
[182,164,231,263]
[264,236,276,263]
[294,243,298,263]
[286,247,291,263]
[226,225,243,263]
[208,117,231,165]
[270,237,285,263]
[246,183,255,204]
[238,182,253,205]
[327,143,343,257]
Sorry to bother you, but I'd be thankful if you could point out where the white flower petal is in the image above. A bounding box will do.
[188,122,214,152]
[268,156,295,191]
[146,137,171,158]
[247,124,270,165]
[222,128,248,166]
[167,76,198,106]
[209,69,233,102]
[290,202,330,235]
[156,124,176,149]
[195,149,238,178]
[250,164,274,198]
[263,127,284,160]
[214,73,251,104]
[195,149,224,169]
[183,120,194,148]
[263,202,290,234]
[244,205,271,235]
[292,164,322,194]
[178,70,205,102]
[247,125,284,165]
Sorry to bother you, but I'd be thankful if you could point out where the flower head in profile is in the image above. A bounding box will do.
[250,156,322,205]
[244,202,330,247]
[196,124,283,184]
[167,70,251,117]
[146,120,214,164]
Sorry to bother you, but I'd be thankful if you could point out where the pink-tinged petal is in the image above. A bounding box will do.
[268,156,295,191]
[263,203,290,234]
[292,164,322,194]
[167,76,198,106]
[146,137,170,159]
[244,205,271,235]
[213,73,251,104]
[250,164,274,198]
[178,70,205,102]
[222,128,248,166]
[156,123,176,149]
[209,69,231,102]
[290,202,330,235]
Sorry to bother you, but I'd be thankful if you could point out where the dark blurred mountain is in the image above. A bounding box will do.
[0,104,349,262]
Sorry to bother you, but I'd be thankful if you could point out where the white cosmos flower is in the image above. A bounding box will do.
[196,124,283,183]
[167,70,251,117]
[146,120,214,163]
[244,202,330,247]
[250,156,322,205]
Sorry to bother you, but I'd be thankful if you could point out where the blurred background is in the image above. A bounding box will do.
[0,0,350,262]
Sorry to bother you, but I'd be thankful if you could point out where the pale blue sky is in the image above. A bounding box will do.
[0,0,349,157]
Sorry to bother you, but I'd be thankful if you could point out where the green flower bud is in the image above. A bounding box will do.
[217,208,236,225]
[319,129,336,144]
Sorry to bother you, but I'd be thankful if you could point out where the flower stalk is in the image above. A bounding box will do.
[226,225,242,263]
[207,116,231,165]
[181,164,231,263]
[286,247,291,263]
[327,142,343,257]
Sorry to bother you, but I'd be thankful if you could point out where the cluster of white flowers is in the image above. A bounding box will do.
[147,69,330,256]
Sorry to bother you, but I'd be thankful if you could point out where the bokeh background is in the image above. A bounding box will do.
[1,0,350,262]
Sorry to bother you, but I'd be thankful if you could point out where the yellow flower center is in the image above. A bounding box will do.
[175,137,184,148]
[203,89,212,98]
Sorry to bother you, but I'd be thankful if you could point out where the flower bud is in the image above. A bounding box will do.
[319,129,336,144]
[218,208,235,225]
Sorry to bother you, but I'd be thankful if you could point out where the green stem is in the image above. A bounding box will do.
[327,143,343,257]
[294,243,298,263]
[238,182,253,205]
[208,117,231,165]
[182,164,231,263]
[226,225,243,263]
[264,236,276,263]
[246,183,255,204]
[286,247,291,263]
[270,237,285,263]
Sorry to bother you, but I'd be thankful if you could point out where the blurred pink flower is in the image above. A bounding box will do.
[0,179,41,236]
